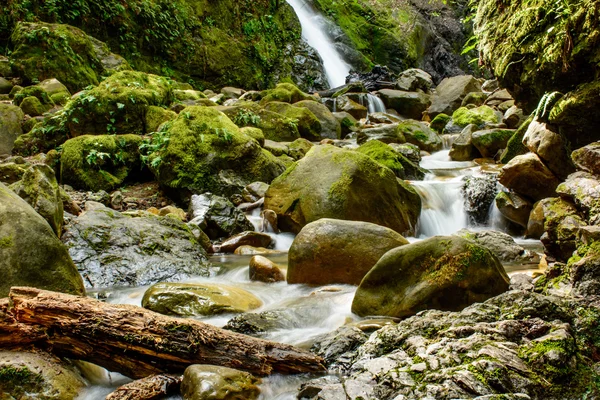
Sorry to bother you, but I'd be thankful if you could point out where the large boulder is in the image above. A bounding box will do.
[335,96,368,120]
[0,104,24,155]
[556,171,600,225]
[263,101,321,141]
[10,164,63,237]
[356,124,405,145]
[288,219,409,285]
[499,153,561,201]
[219,103,300,142]
[377,89,431,119]
[0,350,86,400]
[395,68,434,92]
[495,191,533,228]
[264,145,421,235]
[571,141,600,175]
[396,120,442,152]
[0,183,84,297]
[259,83,316,105]
[10,22,130,93]
[142,282,262,317]
[522,119,575,180]
[427,75,482,117]
[188,193,253,240]
[180,365,260,400]
[60,134,143,192]
[150,107,286,197]
[294,100,341,140]
[450,105,500,129]
[449,124,481,161]
[352,236,509,318]
[62,203,211,288]
[471,128,515,158]
[454,229,536,263]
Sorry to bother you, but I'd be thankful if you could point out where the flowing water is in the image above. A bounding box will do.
[286,0,351,88]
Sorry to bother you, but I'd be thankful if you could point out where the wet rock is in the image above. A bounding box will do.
[356,123,404,145]
[377,89,431,120]
[0,182,84,297]
[10,164,63,237]
[352,236,509,318]
[495,191,533,228]
[451,105,500,129]
[264,145,421,235]
[395,68,434,92]
[396,120,442,152]
[216,231,272,254]
[428,75,482,117]
[242,182,269,203]
[522,119,575,180]
[450,124,481,161]
[335,95,368,120]
[346,65,394,91]
[294,100,341,140]
[571,141,600,176]
[0,104,24,155]
[472,128,515,158]
[188,193,254,240]
[263,101,322,141]
[180,365,260,400]
[556,171,600,225]
[249,255,285,283]
[142,282,262,317]
[234,246,282,256]
[0,350,85,400]
[332,111,358,137]
[288,219,409,285]
[454,229,536,264]
[462,175,498,224]
[287,138,314,160]
[499,153,561,202]
[63,203,211,288]
[311,326,369,372]
[388,143,422,164]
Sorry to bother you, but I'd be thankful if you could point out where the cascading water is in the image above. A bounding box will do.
[366,93,386,114]
[286,0,351,88]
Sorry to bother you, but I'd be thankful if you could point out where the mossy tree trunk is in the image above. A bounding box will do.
[4,287,326,379]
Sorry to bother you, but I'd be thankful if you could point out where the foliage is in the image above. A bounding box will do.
[233,109,261,126]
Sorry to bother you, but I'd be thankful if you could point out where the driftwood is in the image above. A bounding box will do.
[105,374,182,400]
[6,287,326,379]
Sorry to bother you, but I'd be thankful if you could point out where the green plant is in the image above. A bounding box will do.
[139,122,172,169]
[85,147,111,167]
[233,108,261,126]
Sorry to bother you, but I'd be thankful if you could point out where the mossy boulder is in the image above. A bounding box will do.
[377,89,431,120]
[142,282,262,317]
[0,182,84,297]
[499,116,532,164]
[572,141,600,176]
[64,71,173,136]
[351,236,509,318]
[0,350,85,400]
[0,104,24,155]
[0,162,28,184]
[294,100,341,140]
[144,106,177,133]
[451,105,500,128]
[12,111,68,156]
[150,106,286,197]
[263,101,321,141]
[13,86,53,108]
[288,219,409,285]
[259,83,316,105]
[181,365,261,400]
[556,172,600,225]
[19,96,50,117]
[429,113,450,133]
[471,128,515,158]
[264,145,421,235]
[60,134,143,192]
[396,120,442,152]
[219,103,300,142]
[240,127,265,146]
[356,140,406,178]
[10,22,130,93]
[357,124,405,145]
[38,79,71,106]
[335,95,368,120]
[522,119,575,180]
[10,164,63,237]
[287,138,314,160]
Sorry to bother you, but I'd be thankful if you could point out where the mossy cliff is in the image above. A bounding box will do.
[1,0,303,90]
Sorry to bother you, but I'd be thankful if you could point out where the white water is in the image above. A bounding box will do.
[286,0,351,88]
[366,93,386,114]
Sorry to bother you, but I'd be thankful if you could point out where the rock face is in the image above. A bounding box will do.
[499,153,560,201]
[264,145,421,235]
[571,141,600,175]
[0,104,24,155]
[0,350,86,400]
[471,129,514,158]
[288,219,409,285]
[188,193,254,240]
[142,282,262,317]
[352,236,509,318]
[11,164,63,237]
[556,172,600,225]
[428,75,482,117]
[62,203,211,288]
[152,106,286,197]
[377,89,431,120]
[0,183,84,297]
[180,365,261,400]
[462,175,498,224]
[308,290,600,400]
[454,229,535,263]
[495,191,532,228]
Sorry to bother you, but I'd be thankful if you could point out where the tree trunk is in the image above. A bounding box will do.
[105,374,182,400]
[7,287,326,379]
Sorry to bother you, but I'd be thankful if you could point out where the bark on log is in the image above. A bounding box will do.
[105,374,182,400]
[8,287,326,379]
[0,298,46,348]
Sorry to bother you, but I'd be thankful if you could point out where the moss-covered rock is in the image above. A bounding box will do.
[60,134,143,192]
[357,124,405,145]
[471,128,514,158]
[13,86,53,107]
[499,116,532,164]
[396,120,442,152]
[0,104,24,155]
[0,182,84,297]
[572,141,600,176]
[263,101,321,141]
[259,83,316,105]
[19,96,49,117]
[151,106,286,196]
[142,282,262,317]
[352,235,509,318]
[181,365,260,400]
[264,145,421,235]
[378,89,431,120]
[429,113,450,133]
[220,103,300,142]
[0,350,85,400]
[38,79,71,106]
[144,106,177,133]
[10,22,130,93]
[240,127,265,146]
[294,100,341,140]
[356,140,406,178]
[287,138,314,160]
[451,105,500,128]
[11,164,63,237]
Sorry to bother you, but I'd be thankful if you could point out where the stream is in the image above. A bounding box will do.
[76,1,543,398]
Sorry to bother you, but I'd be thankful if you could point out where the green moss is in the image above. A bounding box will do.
[0,366,44,394]
[500,116,532,164]
[356,140,405,178]
[430,113,450,133]
[0,235,13,248]
[263,101,321,141]
[221,102,300,142]
[13,85,53,107]
[19,96,49,116]
[259,83,316,105]
[451,105,499,128]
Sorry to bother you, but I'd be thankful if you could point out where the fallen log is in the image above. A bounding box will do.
[0,298,46,348]
[105,374,182,400]
[8,287,326,379]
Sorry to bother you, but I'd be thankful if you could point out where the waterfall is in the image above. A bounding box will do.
[286,0,351,88]
[366,93,386,114]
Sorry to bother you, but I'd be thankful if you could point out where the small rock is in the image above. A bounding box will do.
[249,255,285,283]
[181,365,260,400]
[216,231,272,253]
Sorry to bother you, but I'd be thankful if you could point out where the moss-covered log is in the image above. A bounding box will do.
[6,287,326,379]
